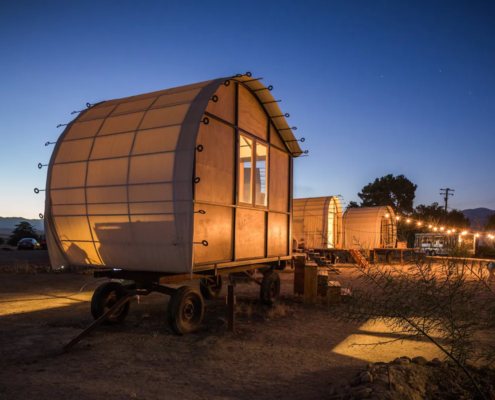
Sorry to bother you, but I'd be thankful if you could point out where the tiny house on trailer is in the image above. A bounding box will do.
[44,74,303,335]
[414,232,477,256]
[342,206,396,250]
[293,196,343,250]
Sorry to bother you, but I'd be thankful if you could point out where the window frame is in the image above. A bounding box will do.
[237,131,270,210]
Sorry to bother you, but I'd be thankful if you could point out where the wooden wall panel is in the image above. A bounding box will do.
[206,83,235,124]
[238,85,268,140]
[235,208,266,259]
[195,120,235,205]
[269,148,289,213]
[270,123,287,150]
[268,212,288,257]
[194,204,233,264]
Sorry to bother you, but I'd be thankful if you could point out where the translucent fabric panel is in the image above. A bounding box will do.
[130,215,175,244]
[267,212,288,257]
[166,80,211,94]
[139,104,189,130]
[110,97,157,116]
[53,216,93,241]
[152,89,201,108]
[206,82,235,123]
[55,138,93,163]
[79,105,117,121]
[128,215,181,272]
[87,158,129,186]
[64,119,104,140]
[86,186,127,204]
[193,203,233,264]
[87,203,128,215]
[129,202,173,215]
[89,216,132,267]
[128,183,173,202]
[95,89,170,109]
[270,123,286,150]
[50,188,86,205]
[132,126,180,155]
[238,135,253,204]
[90,132,134,160]
[89,215,131,244]
[52,205,87,216]
[51,162,87,189]
[235,208,265,259]
[195,121,235,205]
[268,148,289,213]
[129,152,174,184]
[61,241,102,265]
[238,85,268,140]
[98,112,145,136]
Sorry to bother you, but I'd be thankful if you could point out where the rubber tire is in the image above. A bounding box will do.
[260,271,281,306]
[167,286,204,335]
[91,281,130,325]
[199,275,223,300]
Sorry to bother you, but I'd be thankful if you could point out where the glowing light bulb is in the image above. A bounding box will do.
[385,213,389,218]
[406,219,411,223]
[475,233,479,238]
[447,230,451,234]
[396,216,400,220]
[462,231,467,235]
[433,227,438,231]
[417,222,422,226]
[452,229,456,233]
[428,225,432,228]
[440,227,444,231]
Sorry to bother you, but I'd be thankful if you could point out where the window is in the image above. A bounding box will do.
[238,135,268,207]
[239,135,253,204]
[255,143,268,206]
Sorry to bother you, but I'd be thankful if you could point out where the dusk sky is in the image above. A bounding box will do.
[1,0,494,219]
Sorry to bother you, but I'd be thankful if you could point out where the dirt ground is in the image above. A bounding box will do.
[0,262,446,400]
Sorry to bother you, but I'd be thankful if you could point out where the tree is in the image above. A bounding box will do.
[358,174,417,214]
[346,201,359,209]
[7,222,39,246]
[413,202,470,229]
[485,214,495,231]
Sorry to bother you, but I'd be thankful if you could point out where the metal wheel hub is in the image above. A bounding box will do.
[182,301,195,321]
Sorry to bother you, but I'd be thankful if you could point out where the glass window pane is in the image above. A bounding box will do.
[255,143,268,206]
[239,136,253,204]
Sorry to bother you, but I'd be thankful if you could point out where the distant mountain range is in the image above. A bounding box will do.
[461,208,495,227]
[0,217,44,232]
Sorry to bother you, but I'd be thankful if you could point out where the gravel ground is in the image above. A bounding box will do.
[0,263,443,400]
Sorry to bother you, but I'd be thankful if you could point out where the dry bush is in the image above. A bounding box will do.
[340,254,495,399]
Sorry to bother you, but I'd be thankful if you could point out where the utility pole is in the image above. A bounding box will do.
[439,188,454,212]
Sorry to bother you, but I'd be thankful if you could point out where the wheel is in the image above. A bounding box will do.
[260,271,281,305]
[199,275,223,300]
[91,281,130,324]
[167,286,204,335]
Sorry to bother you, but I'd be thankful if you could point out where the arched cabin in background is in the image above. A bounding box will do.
[293,196,343,250]
[44,74,303,335]
[342,205,397,250]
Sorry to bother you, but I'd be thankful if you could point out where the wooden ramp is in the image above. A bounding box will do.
[348,249,370,268]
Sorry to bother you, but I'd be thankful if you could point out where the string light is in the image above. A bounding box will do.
[393,213,494,241]
[385,213,390,218]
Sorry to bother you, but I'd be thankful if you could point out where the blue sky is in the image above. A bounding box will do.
[1,0,494,218]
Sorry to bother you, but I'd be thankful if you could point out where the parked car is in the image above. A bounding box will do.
[17,238,41,250]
